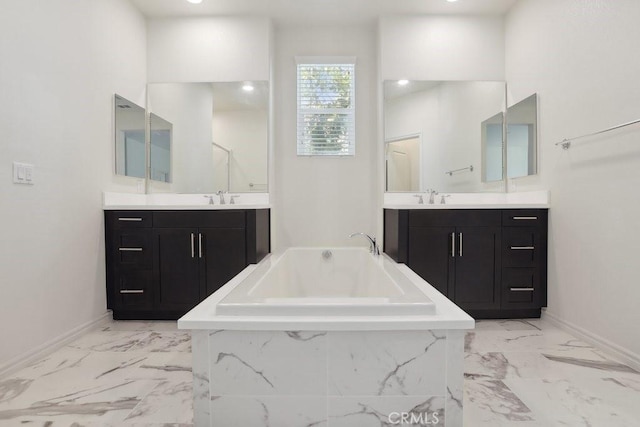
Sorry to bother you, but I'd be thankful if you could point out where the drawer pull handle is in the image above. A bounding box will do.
[513,216,537,220]
[191,233,195,258]
[510,287,534,292]
[118,218,143,222]
[459,232,463,257]
[510,246,535,250]
[118,247,143,252]
[199,233,203,258]
[120,289,144,294]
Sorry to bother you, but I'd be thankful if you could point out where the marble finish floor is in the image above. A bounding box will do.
[0,318,637,426]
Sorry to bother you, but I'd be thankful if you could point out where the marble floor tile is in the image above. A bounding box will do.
[473,319,545,332]
[464,378,540,426]
[128,332,192,353]
[124,379,193,425]
[66,331,152,353]
[100,320,179,332]
[465,328,594,354]
[505,376,640,427]
[0,318,637,427]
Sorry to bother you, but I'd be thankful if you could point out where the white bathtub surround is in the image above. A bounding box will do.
[180,248,473,426]
[383,189,549,209]
[102,191,270,210]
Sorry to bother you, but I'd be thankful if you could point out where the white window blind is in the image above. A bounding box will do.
[297,61,355,156]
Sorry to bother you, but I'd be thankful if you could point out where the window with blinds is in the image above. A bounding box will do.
[297,62,355,156]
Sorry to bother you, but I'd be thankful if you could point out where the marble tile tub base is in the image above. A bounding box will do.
[190,329,465,427]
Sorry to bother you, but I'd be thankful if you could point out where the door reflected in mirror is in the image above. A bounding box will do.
[114,95,145,179]
[150,113,172,183]
[147,81,268,194]
[385,135,421,191]
[507,94,537,179]
[384,80,506,193]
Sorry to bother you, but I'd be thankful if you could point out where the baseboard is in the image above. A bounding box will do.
[543,309,640,372]
[0,311,112,380]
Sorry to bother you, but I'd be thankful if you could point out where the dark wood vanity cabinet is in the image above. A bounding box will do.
[384,208,547,319]
[105,209,270,320]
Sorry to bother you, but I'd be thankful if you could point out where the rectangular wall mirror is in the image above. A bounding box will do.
[147,81,269,194]
[114,94,146,179]
[384,80,506,193]
[507,93,538,179]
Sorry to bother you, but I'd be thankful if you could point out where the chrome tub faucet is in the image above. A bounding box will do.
[349,232,380,256]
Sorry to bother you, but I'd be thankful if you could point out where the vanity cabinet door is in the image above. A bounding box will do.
[200,227,247,297]
[453,226,501,310]
[408,226,455,297]
[153,228,201,313]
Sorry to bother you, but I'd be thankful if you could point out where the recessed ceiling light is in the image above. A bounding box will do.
[186,0,203,4]
[397,80,409,86]
[446,0,459,3]
[242,84,255,92]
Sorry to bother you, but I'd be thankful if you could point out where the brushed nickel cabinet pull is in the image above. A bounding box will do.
[118,217,143,222]
[118,247,143,252]
[451,232,455,258]
[510,287,534,292]
[120,289,144,294]
[459,233,463,257]
[191,233,195,258]
[199,233,203,258]
[510,246,535,250]
[513,216,537,220]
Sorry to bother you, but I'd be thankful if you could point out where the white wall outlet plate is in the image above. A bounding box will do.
[13,162,34,185]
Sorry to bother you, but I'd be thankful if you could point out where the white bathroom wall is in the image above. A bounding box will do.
[0,0,147,371]
[147,16,270,83]
[212,109,268,193]
[505,0,640,361]
[273,25,378,249]
[380,15,505,81]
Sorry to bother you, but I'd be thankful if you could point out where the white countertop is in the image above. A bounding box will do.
[383,190,549,209]
[104,204,272,210]
[103,191,271,210]
[384,203,548,210]
[178,254,475,332]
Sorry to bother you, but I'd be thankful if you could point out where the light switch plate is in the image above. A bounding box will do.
[13,162,34,185]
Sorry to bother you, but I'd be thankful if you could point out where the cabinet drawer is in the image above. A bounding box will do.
[502,209,547,227]
[409,210,501,227]
[153,211,246,228]
[502,268,539,307]
[107,211,153,229]
[114,270,153,310]
[113,230,152,268]
[503,228,541,267]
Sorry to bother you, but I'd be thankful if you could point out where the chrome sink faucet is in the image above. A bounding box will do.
[349,232,380,256]
[414,194,425,204]
[216,190,226,205]
[203,195,215,205]
[426,189,439,204]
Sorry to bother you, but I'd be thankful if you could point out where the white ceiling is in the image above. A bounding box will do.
[132,0,518,25]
